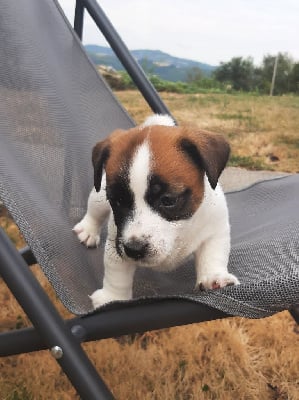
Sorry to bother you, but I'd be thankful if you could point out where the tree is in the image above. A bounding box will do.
[186,67,203,84]
[289,62,299,93]
[214,57,255,91]
[139,57,155,75]
[260,53,294,95]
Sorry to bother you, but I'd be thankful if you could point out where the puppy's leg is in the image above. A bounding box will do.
[195,231,239,290]
[73,181,110,247]
[90,239,136,309]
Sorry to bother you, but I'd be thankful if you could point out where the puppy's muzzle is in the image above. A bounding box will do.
[123,238,149,260]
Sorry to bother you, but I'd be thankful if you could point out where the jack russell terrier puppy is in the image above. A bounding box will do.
[73,115,239,309]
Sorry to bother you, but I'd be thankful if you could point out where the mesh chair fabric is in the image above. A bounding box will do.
[0,0,298,317]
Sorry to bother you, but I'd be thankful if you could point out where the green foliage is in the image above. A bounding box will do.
[110,72,227,94]
[213,53,299,95]
[228,155,271,170]
[106,53,299,95]
[289,63,299,94]
[258,53,293,94]
[150,75,230,94]
[186,66,203,83]
[139,57,155,75]
[214,57,255,91]
[149,75,189,93]
[119,71,136,89]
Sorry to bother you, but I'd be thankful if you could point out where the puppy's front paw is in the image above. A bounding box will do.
[90,288,132,310]
[197,272,239,291]
[73,216,100,248]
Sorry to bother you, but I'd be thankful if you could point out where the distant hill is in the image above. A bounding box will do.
[85,45,217,82]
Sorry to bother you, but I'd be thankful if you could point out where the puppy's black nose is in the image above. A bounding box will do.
[123,239,148,260]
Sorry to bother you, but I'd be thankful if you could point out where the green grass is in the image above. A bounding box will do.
[228,155,272,170]
[215,112,260,131]
[4,387,32,400]
[186,94,223,107]
[214,112,251,120]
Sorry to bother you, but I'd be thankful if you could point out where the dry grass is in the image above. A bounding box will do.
[1,92,299,399]
[116,91,299,173]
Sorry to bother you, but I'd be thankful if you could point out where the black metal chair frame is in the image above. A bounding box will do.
[0,1,298,399]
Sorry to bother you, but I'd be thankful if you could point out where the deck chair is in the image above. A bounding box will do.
[0,0,298,398]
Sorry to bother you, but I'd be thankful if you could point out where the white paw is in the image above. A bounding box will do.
[72,216,100,248]
[90,288,132,309]
[197,272,240,291]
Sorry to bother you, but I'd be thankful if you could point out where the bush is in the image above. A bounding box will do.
[104,70,228,94]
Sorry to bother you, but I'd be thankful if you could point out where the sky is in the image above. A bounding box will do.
[59,0,299,66]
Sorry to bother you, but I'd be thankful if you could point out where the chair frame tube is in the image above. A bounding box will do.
[74,0,174,119]
[0,228,114,400]
[0,296,228,357]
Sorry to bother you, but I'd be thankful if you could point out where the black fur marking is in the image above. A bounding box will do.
[179,138,207,180]
[180,136,230,190]
[93,146,110,192]
[106,175,134,256]
[145,175,193,221]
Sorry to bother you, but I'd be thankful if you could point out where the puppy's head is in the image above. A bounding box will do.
[92,124,229,266]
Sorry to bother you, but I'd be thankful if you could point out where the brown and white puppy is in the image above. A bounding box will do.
[73,115,239,309]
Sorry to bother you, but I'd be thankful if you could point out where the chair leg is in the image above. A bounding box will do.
[290,305,299,325]
[0,229,114,400]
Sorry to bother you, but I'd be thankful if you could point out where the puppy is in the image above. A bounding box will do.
[73,115,239,309]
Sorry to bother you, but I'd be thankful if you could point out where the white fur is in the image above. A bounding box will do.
[141,114,175,127]
[123,141,179,269]
[73,115,239,309]
[73,175,110,248]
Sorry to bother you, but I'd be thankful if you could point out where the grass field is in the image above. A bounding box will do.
[116,91,299,173]
[0,92,299,399]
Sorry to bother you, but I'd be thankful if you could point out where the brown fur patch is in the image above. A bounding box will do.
[104,127,147,180]
[99,125,209,213]
[147,126,205,210]
[95,124,228,212]
[179,127,230,189]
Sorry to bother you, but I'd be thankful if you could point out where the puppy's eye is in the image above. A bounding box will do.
[160,194,179,208]
[151,183,162,195]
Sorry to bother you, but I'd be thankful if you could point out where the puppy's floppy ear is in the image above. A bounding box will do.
[92,129,126,191]
[180,129,230,190]
[92,140,110,192]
